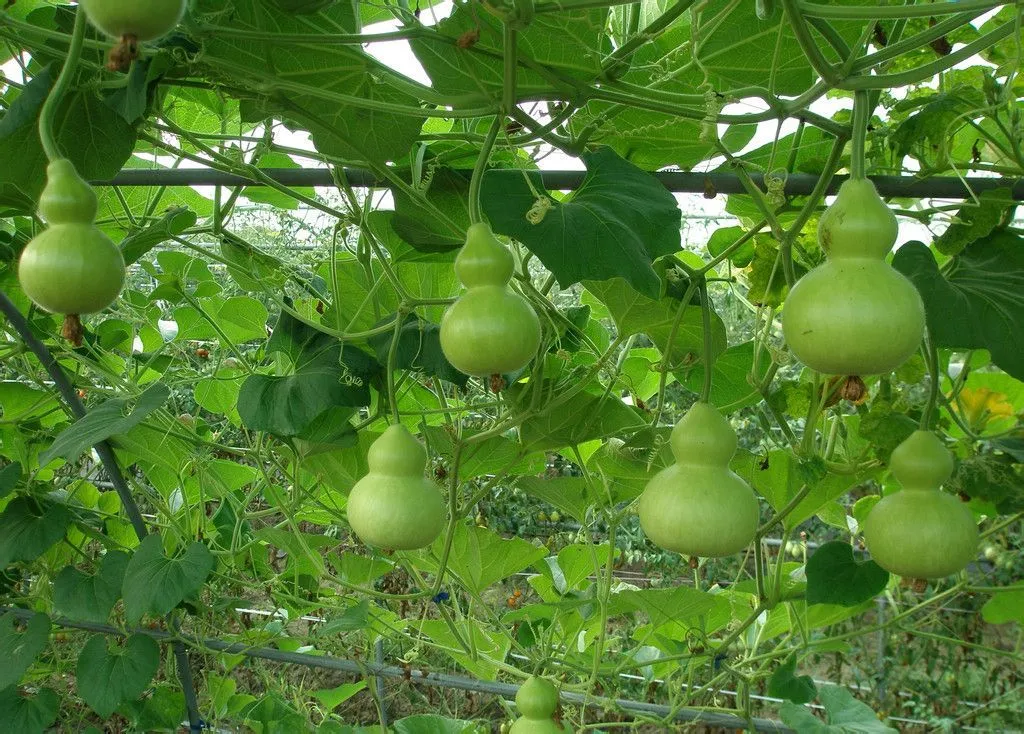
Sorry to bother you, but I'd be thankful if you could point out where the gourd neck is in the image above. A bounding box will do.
[456,222,515,288]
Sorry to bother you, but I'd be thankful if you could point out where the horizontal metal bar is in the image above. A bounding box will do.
[98,168,1024,200]
[1,607,793,732]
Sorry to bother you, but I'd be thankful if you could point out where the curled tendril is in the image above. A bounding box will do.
[526,195,554,224]
[765,168,788,208]
[700,88,723,143]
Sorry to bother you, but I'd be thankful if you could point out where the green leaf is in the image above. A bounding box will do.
[219,236,288,293]
[118,683,185,732]
[892,234,1024,381]
[38,384,170,466]
[781,684,897,733]
[76,633,160,718]
[393,714,484,734]
[515,476,597,524]
[747,238,806,307]
[509,381,646,453]
[805,542,888,607]
[0,462,22,499]
[422,426,543,479]
[980,586,1024,625]
[946,454,1024,515]
[311,682,367,712]
[934,189,1016,256]
[889,89,985,162]
[53,551,130,623]
[244,152,316,210]
[238,310,381,436]
[0,498,72,568]
[421,524,548,595]
[120,207,199,266]
[769,655,817,704]
[681,341,771,413]
[707,226,756,267]
[0,612,50,690]
[483,148,682,298]
[856,400,917,460]
[583,278,727,364]
[0,686,59,734]
[616,587,727,630]
[390,168,470,253]
[367,314,468,388]
[122,534,215,624]
[198,0,424,165]
[316,600,370,636]
[411,5,606,99]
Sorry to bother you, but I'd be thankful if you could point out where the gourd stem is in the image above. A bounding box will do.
[697,279,715,403]
[38,7,88,163]
[467,116,503,224]
[849,90,870,181]
[920,332,940,430]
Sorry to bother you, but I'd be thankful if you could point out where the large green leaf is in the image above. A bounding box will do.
[0,686,59,734]
[769,655,817,705]
[483,147,682,298]
[38,384,170,466]
[780,684,897,733]
[0,498,72,568]
[583,278,727,364]
[681,341,770,413]
[120,208,199,266]
[53,551,130,623]
[981,586,1024,625]
[420,524,548,595]
[76,633,160,718]
[237,310,381,436]
[410,5,607,99]
[892,234,1024,381]
[805,542,888,607]
[122,534,215,623]
[367,314,468,388]
[195,0,425,165]
[0,612,50,690]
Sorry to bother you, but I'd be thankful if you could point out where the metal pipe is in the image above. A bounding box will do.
[98,168,1024,200]
[0,607,794,732]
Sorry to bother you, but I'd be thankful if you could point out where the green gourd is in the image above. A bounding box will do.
[782,178,925,375]
[440,223,541,376]
[863,430,978,579]
[510,677,569,734]
[346,425,446,551]
[637,402,759,557]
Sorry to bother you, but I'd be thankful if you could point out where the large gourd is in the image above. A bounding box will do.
[863,430,978,579]
[782,179,925,375]
[18,159,125,316]
[440,223,541,376]
[510,677,569,734]
[346,425,446,551]
[80,0,187,41]
[637,402,759,557]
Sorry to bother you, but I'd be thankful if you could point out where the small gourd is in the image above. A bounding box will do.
[346,425,446,551]
[440,223,541,376]
[18,159,125,316]
[782,178,925,375]
[510,677,568,734]
[863,430,978,579]
[637,402,760,557]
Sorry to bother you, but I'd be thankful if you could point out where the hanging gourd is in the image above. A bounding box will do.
[440,223,541,376]
[863,430,978,579]
[637,402,760,557]
[510,676,568,733]
[346,424,446,551]
[782,178,925,375]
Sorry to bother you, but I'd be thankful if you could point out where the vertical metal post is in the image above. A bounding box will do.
[875,596,887,706]
[375,637,388,729]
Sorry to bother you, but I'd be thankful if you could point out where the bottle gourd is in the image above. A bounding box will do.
[346,425,446,551]
[637,402,759,557]
[782,179,925,375]
[440,223,541,376]
[510,676,569,734]
[863,430,978,579]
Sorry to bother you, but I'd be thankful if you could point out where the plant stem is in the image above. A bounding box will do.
[698,279,715,403]
[38,7,88,162]
[468,116,503,225]
[920,333,940,430]
[850,90,870,180]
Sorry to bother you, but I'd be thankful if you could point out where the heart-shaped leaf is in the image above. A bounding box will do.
[0,685,59,734]
[0,498,71,568]
[122,535,215,624]
[0,612,50,690]
[76,633,160,718]
[53,551,130,623]
[806,541,888,607]
[768,655,817,704]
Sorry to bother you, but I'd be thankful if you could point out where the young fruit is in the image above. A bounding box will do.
[80,0,187,41]
[862,430,978,579]
[781,179,925,375]
[637,402,759,557]
[511,677,567,734]
[440,223,541,376]
[18,159,124,315]
[346,424,446,551]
